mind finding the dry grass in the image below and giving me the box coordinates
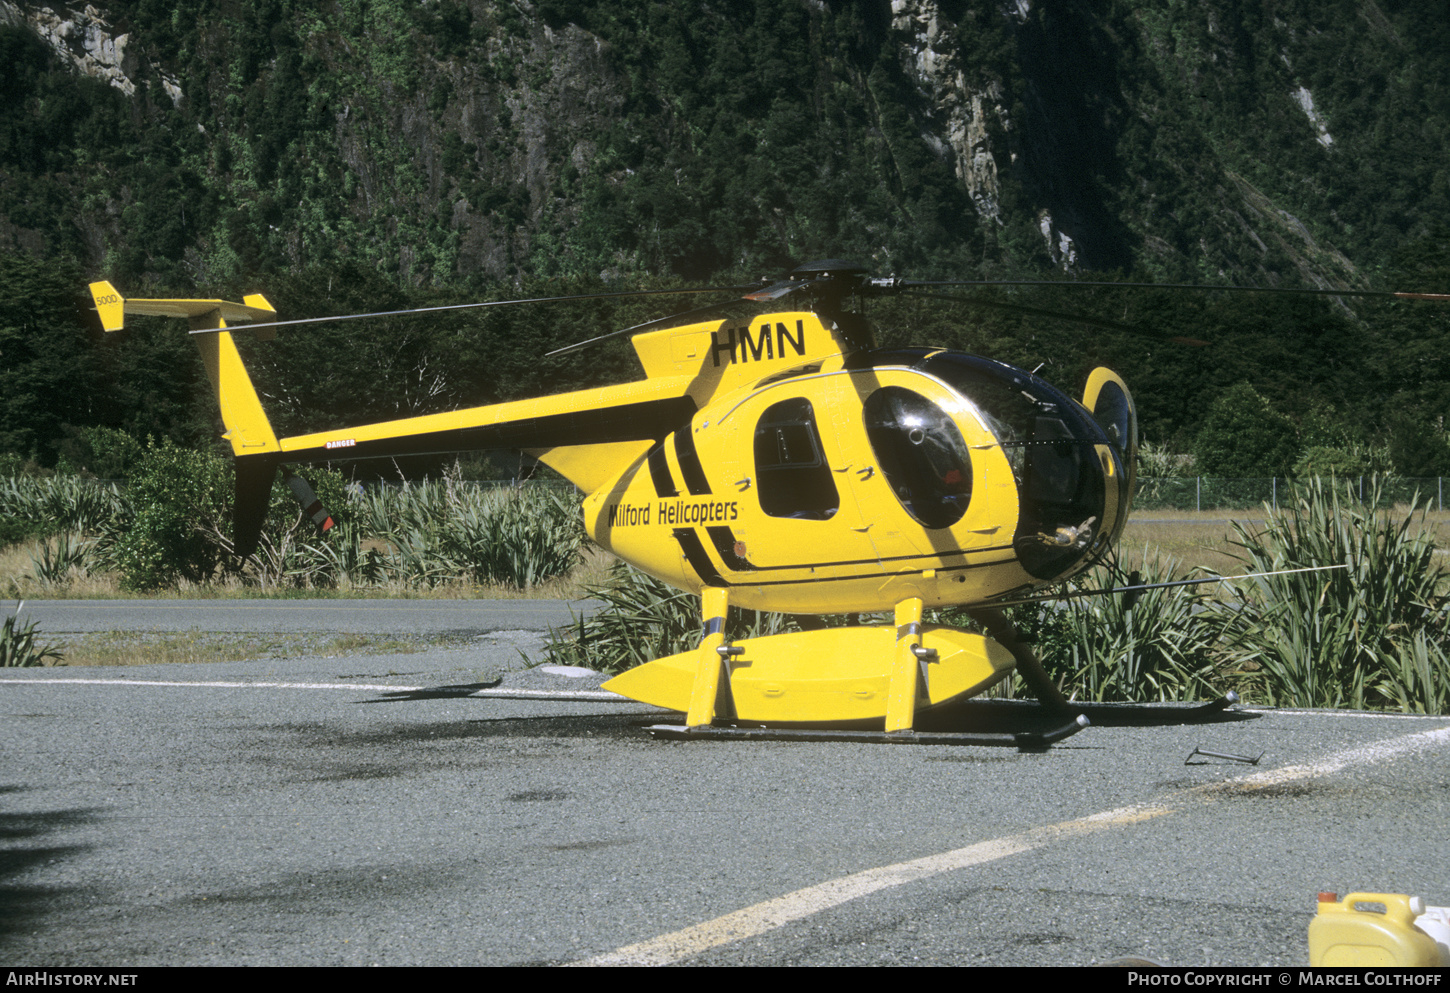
[1116,516,1245,578]
[1,539,124,599]
[37,630,460,667]
[1122,505,1450,578]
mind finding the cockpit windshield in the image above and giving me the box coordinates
[853,349,1116,579]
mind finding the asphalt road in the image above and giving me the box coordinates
[2,600,1448,967]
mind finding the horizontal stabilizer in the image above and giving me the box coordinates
[88,280,276,332]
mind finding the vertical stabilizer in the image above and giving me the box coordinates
[89,281,125,332]
[186,308,282,459]
[87,282,285,555]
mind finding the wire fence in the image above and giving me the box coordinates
[1134,476,1448,512]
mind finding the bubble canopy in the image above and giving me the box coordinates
[850,349,1117,578]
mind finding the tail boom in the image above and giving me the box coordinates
[89,280,705,549]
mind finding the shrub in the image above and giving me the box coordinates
[111,440,234,590]
[1293,443,1392,477]
[54,425,144,480]
[1136,440,1195,478]
[0,514,39,548]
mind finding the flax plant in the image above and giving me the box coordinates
[1,603,63,667]
[1211,477,1450,710]
[1015,550,1221,702]
[545,562,796,674]
[0,475,130,544]
[334,477,582,588]
[292,524,389,588]
[30,532,95,586]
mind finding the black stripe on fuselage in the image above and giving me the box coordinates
[728,554,1021,589]
[673,428,711,495]
[282,396,698,463]
[718,543,1017,576]
[648,442,678,497]
[670,535,1019,590]
[674,528,727,586]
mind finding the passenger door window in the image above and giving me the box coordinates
[753,398,839,520]
[863,386,973,529]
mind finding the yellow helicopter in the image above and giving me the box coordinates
[83,261,1182,740]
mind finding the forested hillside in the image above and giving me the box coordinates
[1,0,1448,473]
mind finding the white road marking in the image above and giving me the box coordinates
[1221,723,1450,789]
[0,677,628,701]
[572,723,1450,967]
[0,677,426,690]
[7,673,1445,963]
[573,802,1171,967]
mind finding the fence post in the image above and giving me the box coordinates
[1272,476,1277,511]
[1196,476,1201,513]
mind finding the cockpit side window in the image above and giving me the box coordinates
[753,398,838,520]
[863,386,973,529]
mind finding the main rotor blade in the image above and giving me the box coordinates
[902,279,1450,301]
[546,276,833,356]
[545,298,746,357]
[743,278,803,302]
[187,284,754,336]
[901,290,1207,344]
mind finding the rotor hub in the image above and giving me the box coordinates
[789,259,870,280]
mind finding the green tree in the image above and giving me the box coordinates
[0,253,94,462]
[1365,228,1450,427]
[1193,382,1300,477]
[112,439,234,590]
[1385,412,1450,478]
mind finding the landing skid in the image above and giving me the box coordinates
[1189,691,1241,715]
[644,713,1091,749]
[602,589,1245,741]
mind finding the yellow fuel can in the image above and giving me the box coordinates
[1309,892,1450,967]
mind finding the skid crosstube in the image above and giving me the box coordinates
[644,714,1090,749]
